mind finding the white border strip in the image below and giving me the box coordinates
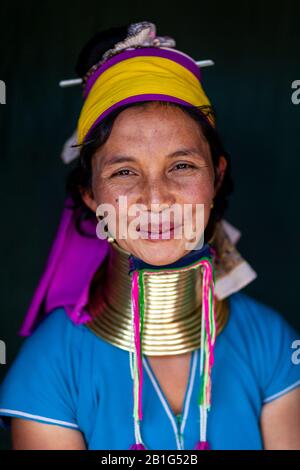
[0,409,79,429]
[263,380,300,403]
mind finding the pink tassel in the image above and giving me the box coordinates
[129,443,147,450]
[194,440,210,450]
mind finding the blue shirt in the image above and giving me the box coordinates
[1,291,300,450]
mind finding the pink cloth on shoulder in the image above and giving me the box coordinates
[19,197,109,336]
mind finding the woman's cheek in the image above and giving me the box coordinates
[178,177,214,205]
[179,179,214,232]
[94,177,119,205]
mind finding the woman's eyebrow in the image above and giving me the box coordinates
[167,147,203,158]
[102,155,137,167]
[102,147,203,168]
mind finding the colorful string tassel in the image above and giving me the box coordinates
[194,440,210,450]
[128,252,217,450]
[194,256,217,450]
[129,443,147,450]
[129,269,147,450]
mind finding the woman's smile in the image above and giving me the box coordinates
[137,222,182,240]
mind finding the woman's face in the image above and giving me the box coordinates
[83,102,227,265]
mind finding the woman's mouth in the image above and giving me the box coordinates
[137,223,181,240]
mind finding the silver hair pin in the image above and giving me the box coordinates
[195,59,214,67]
[59,78,83,87]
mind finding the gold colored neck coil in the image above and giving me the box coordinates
[85,240,229,356]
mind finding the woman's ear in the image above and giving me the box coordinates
[80,187,98,214]
[214,155,227,196]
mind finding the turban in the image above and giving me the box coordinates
[77,47,215,146]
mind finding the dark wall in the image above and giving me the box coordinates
[0,0,299,450]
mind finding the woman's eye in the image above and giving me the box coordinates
[112,169,135,177]
[172,163,195,171]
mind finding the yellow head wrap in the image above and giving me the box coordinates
[77,47,215,145]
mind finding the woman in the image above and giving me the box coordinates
[0,21,300,450]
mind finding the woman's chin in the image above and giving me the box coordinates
[124,238,190,266]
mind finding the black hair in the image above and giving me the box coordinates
[75,25,129,78]
[66,27,234,243]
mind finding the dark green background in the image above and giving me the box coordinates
[0,0,299,450]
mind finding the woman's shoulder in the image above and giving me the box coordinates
[228,290,299,333]
[225,291,300,403]
[0,308,87,430]
[228,290,277,316]
[0,307,88,402]
[17,307,87,357]
[226,290,300,352]
[32,306,83,334]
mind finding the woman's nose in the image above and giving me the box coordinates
[137,176,176,209]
